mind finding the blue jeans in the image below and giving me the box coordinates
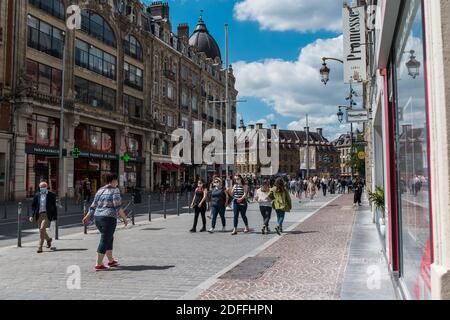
[211,205,226,229]
[94,216,117,254]
[276,210,285,227]
[233,200,248,228]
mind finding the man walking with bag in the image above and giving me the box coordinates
[29,181,58,253]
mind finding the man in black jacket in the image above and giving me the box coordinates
[29,181,58,253]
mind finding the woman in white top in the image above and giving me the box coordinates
[254,179,273,235]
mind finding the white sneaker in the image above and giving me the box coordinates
[208,228,215,233]
[221,227,226,232]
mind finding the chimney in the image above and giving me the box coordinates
[148,2,170,19]
[178,23,189,40]
[271,124,277,130]
[316,128,323,137]
[256,123,263,130]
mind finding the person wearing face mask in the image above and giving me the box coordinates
[30,181,58,253]
[229,174,250,235]
[189,179,208,232]
[82,174,128,271]
[208,177,229,233]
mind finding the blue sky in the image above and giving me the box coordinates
[144,0,358,140]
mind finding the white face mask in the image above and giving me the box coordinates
[235,179,241,184]
[198,184,203,188]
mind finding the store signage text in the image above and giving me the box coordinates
[343,6,367,83]
[25,144,67,157]
[347,110,370,123]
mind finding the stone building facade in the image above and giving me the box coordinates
[234,120,340,179]
[0,0,237,200]
[332,133,353,177]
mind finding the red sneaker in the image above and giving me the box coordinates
[95,265,109,271]
[107,260,119,267]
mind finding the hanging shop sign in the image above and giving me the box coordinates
[343,5,367,83]
[347,109,370,123]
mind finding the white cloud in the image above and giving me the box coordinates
[233,35,362,140]
[234,0,342,33]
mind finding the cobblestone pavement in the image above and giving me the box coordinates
[0,193,338,300]
[197,194,360,300]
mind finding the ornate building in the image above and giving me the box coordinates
[234,120,340,179]
[0,0,237,200]
[332,133,353,177]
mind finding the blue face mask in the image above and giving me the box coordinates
[40,188,47,194]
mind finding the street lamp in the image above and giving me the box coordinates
[320,61,330,85]
[337,107,344,123]
[320,57,344,86]
[405,50,421,79]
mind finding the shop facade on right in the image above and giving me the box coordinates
[367,0,450,300]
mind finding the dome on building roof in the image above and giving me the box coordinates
[189,15,222,62]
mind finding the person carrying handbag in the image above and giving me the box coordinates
[268,178,292,236]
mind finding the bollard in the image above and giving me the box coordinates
[65,193,68,213]
[177,193,180,216]
[55,216,59,240]
[83,200,87,235]
[163,191,167,219]
[17,202,22,247]
[188,192,192,214]
[148,193,152,222]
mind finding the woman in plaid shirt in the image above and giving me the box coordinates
[82,174,128,271]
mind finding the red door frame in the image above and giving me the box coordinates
[383,68,400,272]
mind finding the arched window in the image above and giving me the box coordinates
[81,10,116,47]
[124,34,143,61]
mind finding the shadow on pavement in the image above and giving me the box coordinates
[109,265,175,272]
[284,231,318,235]
[140,228,165,231]
[47,248,89,252]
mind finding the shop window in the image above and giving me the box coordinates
[392,0,431,300]
[26,115,59,147]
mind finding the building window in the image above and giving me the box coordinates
[80,10,116,48]
[124,94,143,119]
[123,34,143,61]
[26,114,59,147]
[124,62,143,91]
[167,82,176,100]
[126,133,142,157]
[192,95,198,113]
[74,124,115,154]
[26,60,62,96]
[167,115,175,128]
[27,15,64,59]
[181,117,188,130]
[181,90,189,108]
[153,139,160,154]
[28,0,65,20]
[74,77,116,111]
[161,141,169,156]
[75,39,116,80]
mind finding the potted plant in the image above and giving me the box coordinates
[368,187,386,235]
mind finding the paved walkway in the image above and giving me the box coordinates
[195,194,397,300]
[0,193,338,300]
[0,192,396,300]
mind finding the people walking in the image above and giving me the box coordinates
[268,178,292,236]
[307,177,317,201]
[190,179,208,232]
[82,177,92,202]
[295,178,303,202]
[29,181,58,253]
[229,174,249,235]
[255,179,273,235]
[208,177,229,233]
[321,177,328,197]
[353,177,364,206]
[81,174,128,271]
